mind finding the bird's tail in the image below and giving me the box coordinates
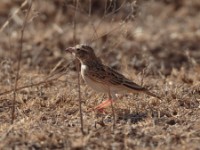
[122,79,162,100]
[144,89,162,100]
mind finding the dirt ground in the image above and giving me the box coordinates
[0,0,200,149]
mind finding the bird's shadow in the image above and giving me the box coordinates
[116,108,147,124]
[96,108,148,124]
[118,113,146,124]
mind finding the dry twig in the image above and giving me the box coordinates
[74,0,84,135]
[0,0,29,32]
[0,61,72,96]
[11,0,32,124]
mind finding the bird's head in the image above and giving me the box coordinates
[65,44,97,63]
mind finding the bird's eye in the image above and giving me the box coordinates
[77,48,81,51]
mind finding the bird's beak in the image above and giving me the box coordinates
[65,47,77,57]
[65,47,75,53]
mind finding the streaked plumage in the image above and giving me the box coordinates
[65,44,161,111]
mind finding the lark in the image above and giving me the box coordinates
[65,44,161,111]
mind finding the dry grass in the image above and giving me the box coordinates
[0,0,200,149]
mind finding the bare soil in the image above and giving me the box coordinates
[0,0,200,149]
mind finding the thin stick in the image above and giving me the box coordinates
[89,0,92,16]
[0,0,28,32]
[74,0,84,134]
[76,59,84,134]
[109,91,115,128]
[0,71,67,97]
[11,0,32,124]
[0,60,72,96]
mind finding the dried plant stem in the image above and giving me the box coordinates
[76,59,84,134]
[0,61,72,96]
[0,72,66,97]
[109,91,116,128]
[11,0,32,124]
[0,0,28,32]
[89,0,92,16]
[74,0,84,134]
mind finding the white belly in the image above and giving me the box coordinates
[80,64,130,95]
[81,64,109,93]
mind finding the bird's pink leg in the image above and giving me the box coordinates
[94,99,114,112]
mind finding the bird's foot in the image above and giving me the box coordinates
[94,99,114,112]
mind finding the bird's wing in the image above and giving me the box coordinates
[106,69,162,99]
[104,66,146,91]
[87,64,161,99]
[87,64,145,91]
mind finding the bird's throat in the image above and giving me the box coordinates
[80,63,88,79]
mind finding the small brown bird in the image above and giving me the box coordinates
[65,44,161,111]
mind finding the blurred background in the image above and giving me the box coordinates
[0,0,199,78]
